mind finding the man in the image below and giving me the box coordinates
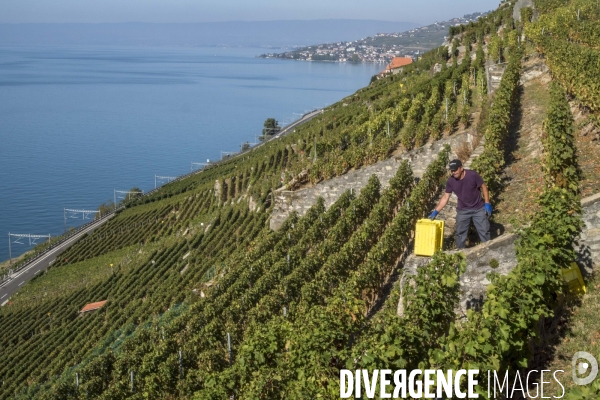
[429,159,493,249]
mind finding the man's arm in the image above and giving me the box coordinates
[481,183,490,203]
[481,182,493,216]
[434,192,452,212]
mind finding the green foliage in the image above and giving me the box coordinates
[470,44,523,198]
[541,82,582,191]
[0,19,469,396]
[564,378,600,399]
[96,201,115,218]
[355,252,466,372]
[452,38,460,59]
[475,40,486,69]
[197,149,450,399]
[5,2,594,397]
[489,258,499,269]
[488,33,505,63]
[527,0,600,111]
[533,0,570,14]
[261,117,280,139]
[520,6,534,23]
[432,185,582,394]
[405,66,582,397]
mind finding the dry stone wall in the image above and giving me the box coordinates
[486,61,508,95]
[513,0,535,22]
[577,192,600,276]
[270,131,475,230]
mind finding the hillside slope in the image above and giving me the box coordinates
[0,0,599,398]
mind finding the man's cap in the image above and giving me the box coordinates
[449,159,462,171]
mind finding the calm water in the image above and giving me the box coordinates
[0,45,381,261]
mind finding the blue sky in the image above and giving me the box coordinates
[1,0,500,24]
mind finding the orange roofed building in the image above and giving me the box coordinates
[379,56,413,77]
[80,300,107,314]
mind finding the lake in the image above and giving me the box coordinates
[0,45,382,261]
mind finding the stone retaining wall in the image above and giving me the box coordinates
[577,192,600,276]
[513,0,535,22]
[270,131,475,230]
[486,61,508,95]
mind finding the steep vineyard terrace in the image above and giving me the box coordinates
[1,0,599,398]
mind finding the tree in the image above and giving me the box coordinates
[260,118,280,141]
[241,142,251,151]
[125,187,143,202]
[117,187,144,208]
[96,201,115,218]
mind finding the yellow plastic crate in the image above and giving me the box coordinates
[562,262,587,295]
[414,219,445,256]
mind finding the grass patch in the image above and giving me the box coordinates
[494,72,550,230]
[525,273,600,398]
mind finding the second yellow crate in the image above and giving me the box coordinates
[562,262,587,295]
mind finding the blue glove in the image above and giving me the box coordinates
[484,203,493,216]
[429,210,439,220]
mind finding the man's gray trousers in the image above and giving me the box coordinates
[455,207,490,249]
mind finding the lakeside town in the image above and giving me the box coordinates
[258,11,490,64]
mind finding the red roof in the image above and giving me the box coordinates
[80,300,107,313]
[386,57,413,71]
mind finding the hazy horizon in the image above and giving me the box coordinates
[1,1,500,25]
[0,20,422,48]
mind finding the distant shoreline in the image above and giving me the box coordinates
[256,56,389,64]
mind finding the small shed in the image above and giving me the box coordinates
[80,300,107,314]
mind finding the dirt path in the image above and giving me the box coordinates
[493,56,550,230]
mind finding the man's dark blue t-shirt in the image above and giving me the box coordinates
[445,169,485,210]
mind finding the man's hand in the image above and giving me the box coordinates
[429,210,439,220]
[484,203,493,216]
